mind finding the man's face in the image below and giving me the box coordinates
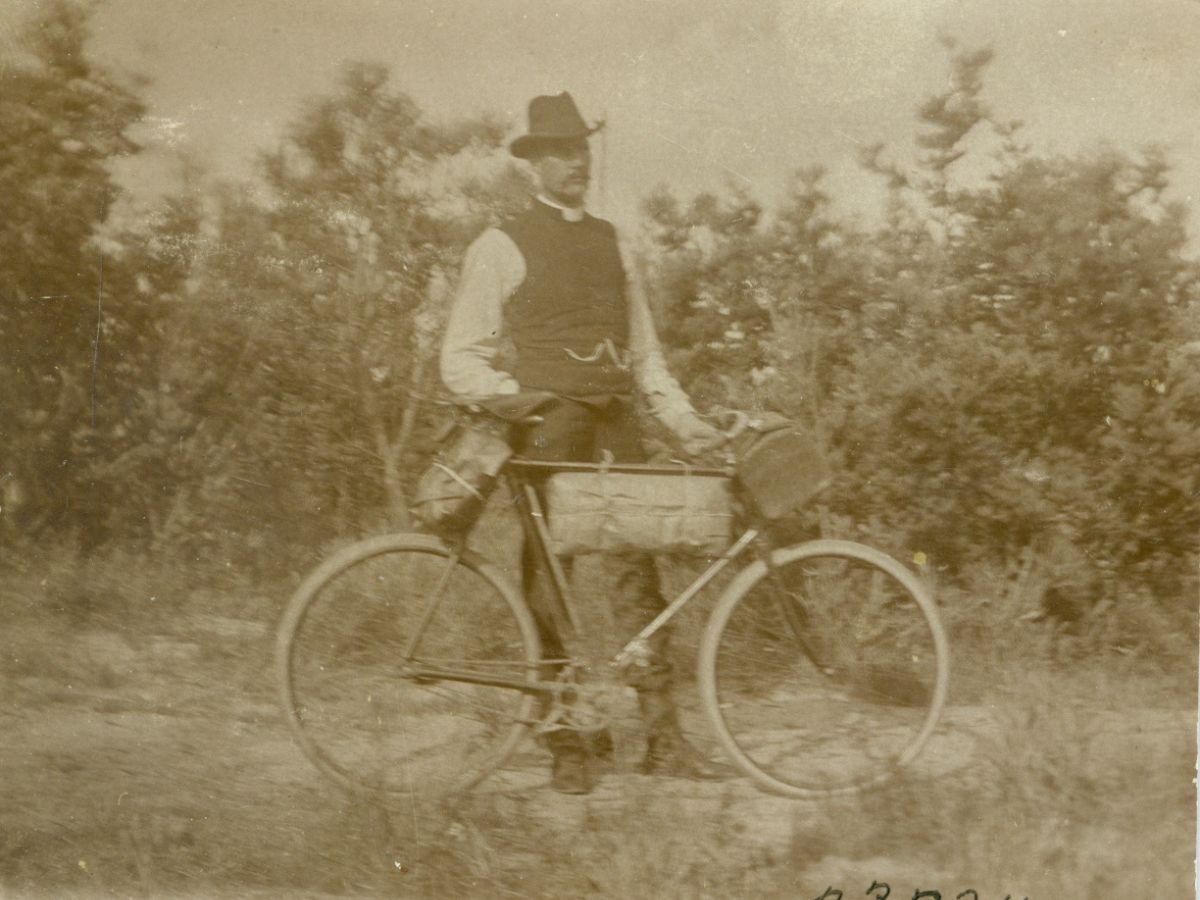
[530,138,591,207]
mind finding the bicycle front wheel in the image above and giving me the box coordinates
[698,539,949,798]
[276,534,541,799]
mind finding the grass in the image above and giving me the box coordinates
[0,542,1194,898]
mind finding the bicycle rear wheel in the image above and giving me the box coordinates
[276,534,541,799]
[698,539,949,798]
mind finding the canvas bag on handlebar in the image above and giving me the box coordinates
[412,419,512,537]
[735,426,830,519]
[545,468,733,557]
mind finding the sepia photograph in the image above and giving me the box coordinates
[1,1,1197,897]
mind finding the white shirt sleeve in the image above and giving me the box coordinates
[439,228,526,401]
[628,278,719,444]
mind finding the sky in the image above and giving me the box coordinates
[5,0,1199,243]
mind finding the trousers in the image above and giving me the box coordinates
[511,397,671,696]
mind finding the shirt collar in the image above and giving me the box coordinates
[536,194,586,223]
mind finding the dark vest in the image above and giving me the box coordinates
[500,201,633,396]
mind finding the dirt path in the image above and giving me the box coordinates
[2,617,1192,897]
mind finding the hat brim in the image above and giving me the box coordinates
[510,124,603,159]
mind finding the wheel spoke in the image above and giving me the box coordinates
[699,541,949,798]
[277,536,540,798]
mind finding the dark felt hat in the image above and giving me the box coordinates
[509,92,603,159]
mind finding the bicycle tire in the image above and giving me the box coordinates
[697,539,949,798]
[276,533,542,799]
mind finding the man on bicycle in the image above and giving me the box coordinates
[440,91,725,794]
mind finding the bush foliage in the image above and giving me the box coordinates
[638,46,1199,605]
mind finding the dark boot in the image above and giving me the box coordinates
[641,731,733,779]
[546,730,594,794]
[536,719,613,767]
[587,728,615,760]
[550,748,593,794]
[637,690,732,780]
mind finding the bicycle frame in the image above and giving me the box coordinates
[399,456,767,699]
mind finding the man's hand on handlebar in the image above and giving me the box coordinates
[675,409,749,459]
[682,408,793,460]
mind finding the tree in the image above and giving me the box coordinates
[156,64,531,564]
[0,0,150,547]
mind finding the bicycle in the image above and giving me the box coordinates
[275,419,950,801]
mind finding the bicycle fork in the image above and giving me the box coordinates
[754,535,837,677]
